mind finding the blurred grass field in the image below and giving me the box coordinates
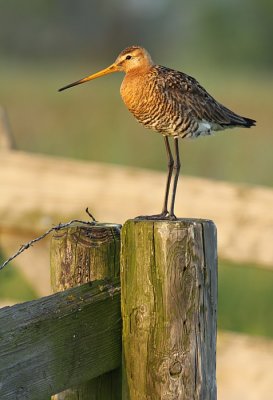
[0,251,37,302]
[218,261,273,338]
[1,60,272,187]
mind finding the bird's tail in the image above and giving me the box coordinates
[237,116,256,128]
[222,108,256,128]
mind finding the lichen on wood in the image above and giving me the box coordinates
[0,279,121,400]
[121,218,217,400]
[50,222,121,400]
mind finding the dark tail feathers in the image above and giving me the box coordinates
[240,116,256,128]
[221,111,256,129]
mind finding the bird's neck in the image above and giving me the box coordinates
[125,64,153,77]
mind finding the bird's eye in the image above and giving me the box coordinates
[126,55,132,60]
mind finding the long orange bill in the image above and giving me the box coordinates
[58,63,119,92]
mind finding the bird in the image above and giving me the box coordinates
[59,45,256,220]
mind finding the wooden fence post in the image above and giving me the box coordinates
[121,219,217,400]
[0,107,15,150]
[50,222,122,400]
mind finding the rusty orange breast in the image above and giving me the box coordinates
[120,68,154,117]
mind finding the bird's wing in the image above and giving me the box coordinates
[155,66,245,127]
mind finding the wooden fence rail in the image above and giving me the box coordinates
[0,278,121,400]
[1,149,273,269]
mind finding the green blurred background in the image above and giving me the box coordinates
[0,1,273,337]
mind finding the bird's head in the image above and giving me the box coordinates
[114,46,153,73]
[59,46,153,92]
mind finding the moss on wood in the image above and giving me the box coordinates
[121,218,217,400]
[0,279,121,400]
[50,222,121,400]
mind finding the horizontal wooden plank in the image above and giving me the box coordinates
[0,278,121,400]
[1,150,273,268]
[0,108,15,150]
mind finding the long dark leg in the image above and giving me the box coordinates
[169,137,180,220]
[135,136,174,220]
[161,136,174,215]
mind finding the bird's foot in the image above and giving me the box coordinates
[135,211,169,221]
[135,211,178,221]
[168,213,177,221]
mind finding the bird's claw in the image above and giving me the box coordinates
[168,213,177,221]
[135,212,177,221]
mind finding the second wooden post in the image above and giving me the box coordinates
[121,219,217,400]
[50,222,121,400]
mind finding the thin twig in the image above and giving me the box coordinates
[0,217,96,271]
[85,207,97,222]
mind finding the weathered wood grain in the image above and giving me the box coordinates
[50,222,121,291]
[0,278,121,400]
[121,219,217,400]
[50,223,121,399]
